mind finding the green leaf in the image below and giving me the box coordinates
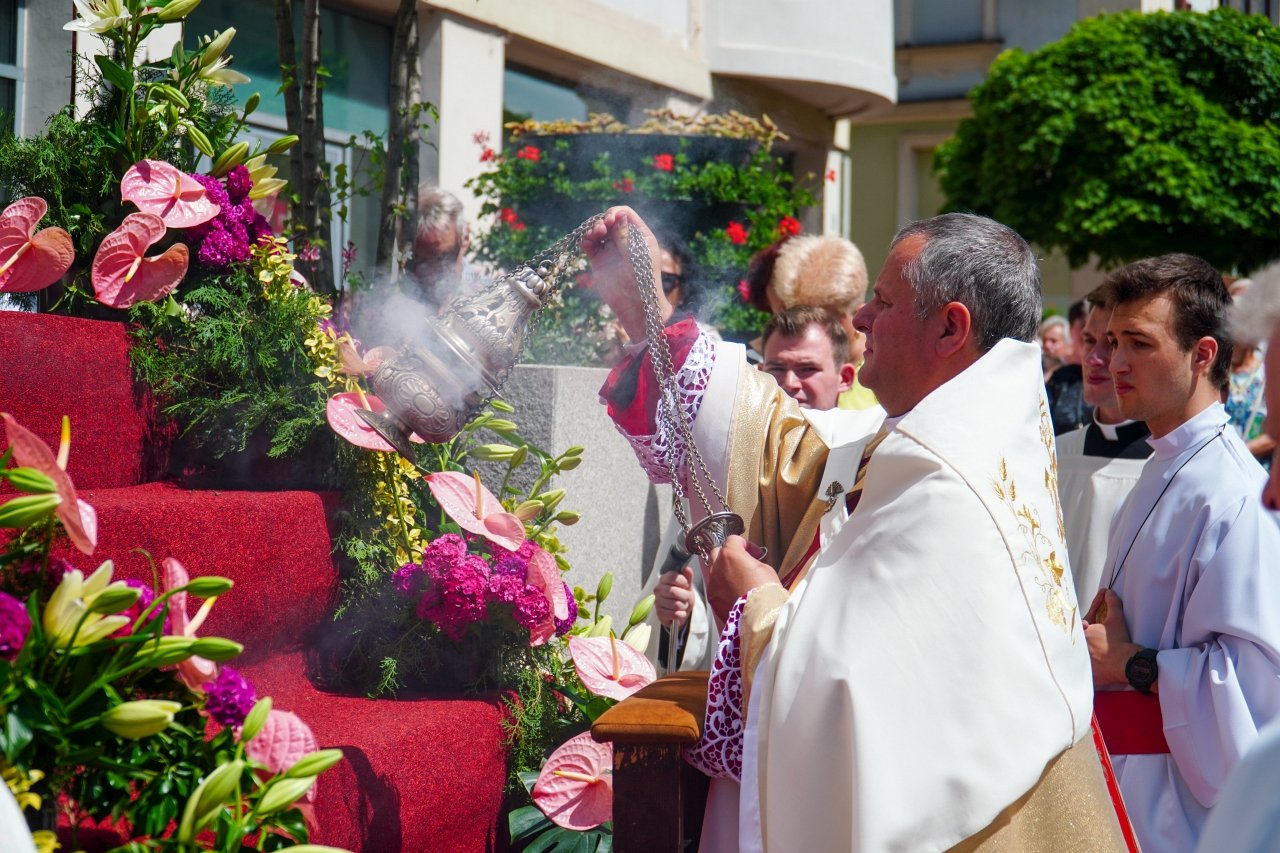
[94,54,133,92]
[509,804,552,841]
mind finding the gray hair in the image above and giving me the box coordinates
[1038,315,1068,337]
[1232,261,1280,343]
[415,185,466,251]
[892,212,1041,352]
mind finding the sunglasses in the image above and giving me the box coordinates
[661,272,684,293]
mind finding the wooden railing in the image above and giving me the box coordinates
[591,671,711,852]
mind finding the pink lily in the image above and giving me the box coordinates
[91,213,189,309]
[532,731,614,830]
[325,389,424,452]
[568,634,656,702]
[425,470,526,551]
[0,197,75,293]
[524,545,568,647]
[1,414,96,555]
[120,160,219,228]
[162,557,218,689]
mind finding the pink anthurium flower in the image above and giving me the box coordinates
[243,709,320,806]
[524,545,568,647]
[92,212,189,309]
[425,470,526,551]
[325,389,424,452]
[2,414,96,555]
[162,557,218,690]
[0,197,75,293]
[120,160,220,228]
[568,634,656,702]
[532,731,614,830]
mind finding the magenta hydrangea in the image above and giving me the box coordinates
[112,579,156,637]
[203,666,256,728]
[393,562,428,598]
[554,582,576,636]
[487,571,525,605]
[0,591,31,661]
[512,586,551,631]
[187,171,273,270]
[224,165,252,203]
[417,552,491,641]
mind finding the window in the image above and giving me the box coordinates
[503,64,627,125]
[0,0,21,135]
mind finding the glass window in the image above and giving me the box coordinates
[908,0,984,45]
[503,64,627,124]
[0,0,15,66]
[185,0,391,136]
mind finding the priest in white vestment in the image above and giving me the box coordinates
[1084,254,1280,852]
[586,208,1129,852]
[1056,290,1153,603]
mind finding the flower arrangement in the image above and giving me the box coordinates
[466,109,817,362]
[0,413,345,851]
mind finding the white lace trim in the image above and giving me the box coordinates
[684,591,748,780]
[610,330,714,486]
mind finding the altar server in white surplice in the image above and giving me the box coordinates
[585,208,1130,853]
[1055,288,1153,604]
[1085,254,1280,853]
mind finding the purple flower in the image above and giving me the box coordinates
[296,241,321,264]
[512,586,551,631]
[112,579,157,636]
[393,562,428,598]
[192,172,231,211]
[487,571,525,605]
[491,552,528,579]
[421,534,467,580]
[248,212,272,242]
[0,592,31,661]
[197,223,235,268]
[224,165,252,203]
[417,552,490,640]
[203,666,256,728]
[341,242,358,276]
[554,582,576,636]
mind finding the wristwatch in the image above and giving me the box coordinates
[1125,648,1159,694]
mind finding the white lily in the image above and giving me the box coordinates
[63,0,131,34]
[44,560,133,647]
[198,55,250,88]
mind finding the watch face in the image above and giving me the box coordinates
[1126,650,1158,692]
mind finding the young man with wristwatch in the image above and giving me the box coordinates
[1084,254,1280,852]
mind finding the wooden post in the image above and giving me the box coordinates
[592,671,711,852]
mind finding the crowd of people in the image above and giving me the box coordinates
[581,206,1280,852]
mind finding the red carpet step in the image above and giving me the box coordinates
[0,310,167,490]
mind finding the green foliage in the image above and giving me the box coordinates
[467,115,814,356]
[936,8,1280,272]
[128,267,332,463]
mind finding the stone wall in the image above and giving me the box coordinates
[497,364,675,627]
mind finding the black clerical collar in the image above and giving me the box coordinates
[1084,418,1153,459]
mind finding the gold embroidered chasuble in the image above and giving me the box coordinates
[688,339,1128,852]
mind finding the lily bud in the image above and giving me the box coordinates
[621,623,652,653]
[178,759,245,842]
[255,775,316,816]
[264,134,299,155]
[595,572,613,604]
[184,576,234,597]
[102,700,182,739]
[87,585,141,615]
[240,697,272,742]
[285,748,345,779]
[152,83,190,110]
[243,92,261,117]
[539,489,566,513]
[489,399,515,413]
[188,637,243,661]
[0,493,62,528]
[513,500,543,522]
[210,141,250,177]
[585,614,613,638]
[138,635,197,666]
[156,0,203,21]
[200,28,236,69]
[557,455,582,471]
[4,467,57,494]
[486,419,518,433]
[507,444,528,468]
[628,594,655,627]
[563,445,585,457]
[553,510,581,526]
[186,125,215,158]
[468,444,517,462]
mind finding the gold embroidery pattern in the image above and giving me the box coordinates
[992,401,1077,636]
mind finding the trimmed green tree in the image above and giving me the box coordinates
[935,8,1280,272]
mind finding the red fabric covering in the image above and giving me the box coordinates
[0,310,168,490]
[1094,690,1170,755]
[55,482,508,850]
[599,316,700,435]
[1091,714,1142,853]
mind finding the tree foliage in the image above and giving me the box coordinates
[935,9,1280,272]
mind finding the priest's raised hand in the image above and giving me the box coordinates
[705,535,777,624]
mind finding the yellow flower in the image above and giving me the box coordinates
[43,561,133,648]
[3,763,45,811]
[31,830,59,853]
